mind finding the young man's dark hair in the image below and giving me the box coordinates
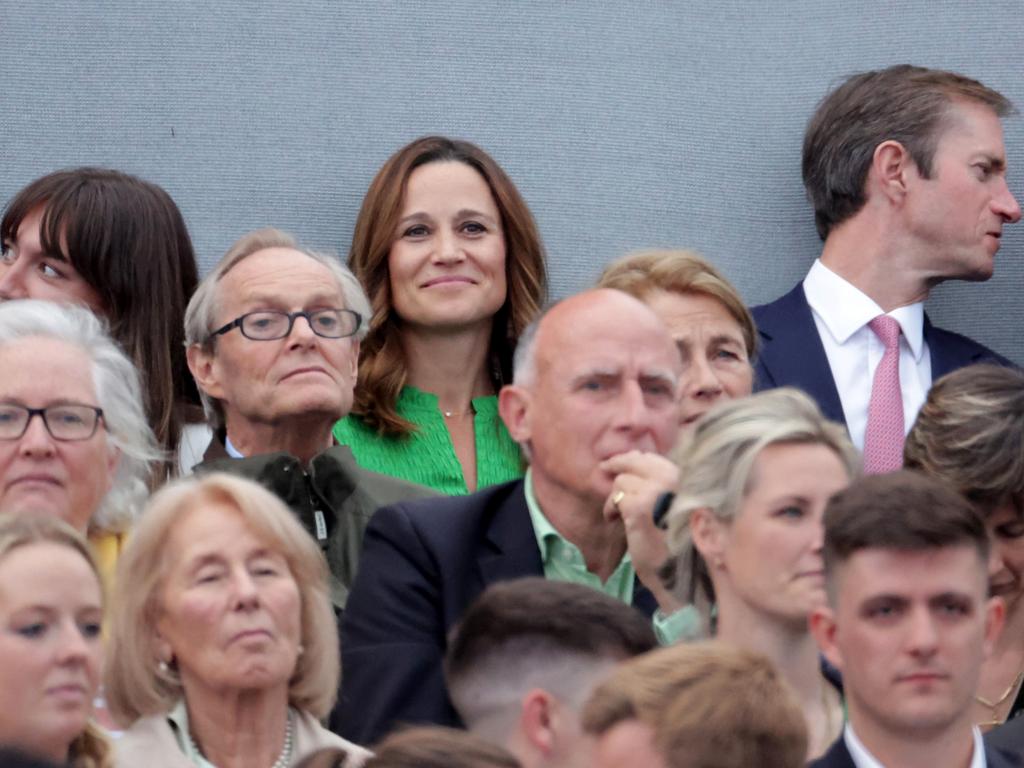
[445,578,657,768]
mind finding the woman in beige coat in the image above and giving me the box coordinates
[105,473,369,768]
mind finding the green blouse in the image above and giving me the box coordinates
[333,386,525,495]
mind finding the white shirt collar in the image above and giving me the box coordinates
[224,434,245,459]
[803,259,926,361]
[843,723,986,768]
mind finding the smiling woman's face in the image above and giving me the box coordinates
[986,497,1024,614]
[387,161,507,333]
[154,501,302,698]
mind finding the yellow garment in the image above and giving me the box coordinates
[88,530,126,590]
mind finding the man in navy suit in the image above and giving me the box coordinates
[753,65,1019,459]
[332,289,694,744]
[809,471,1018,768]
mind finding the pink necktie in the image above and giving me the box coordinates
[863,315,904,474]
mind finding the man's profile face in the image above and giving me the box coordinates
[821,545,1001,737]
[903,100,1021,282]
[503,291,682,507]
[198,248,359,430]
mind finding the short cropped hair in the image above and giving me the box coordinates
[184,227,371,428]
[582,642,807,768]
[596,249,757,359]
[0,300,161,533]
[104,473,339,724]
[365,727,522,768]
[666,388,857,633]
[445,578,656,740]
[803,64,1013,239]
[823,470,989,598]
[0,513,111,768]
[904,364,1024,513]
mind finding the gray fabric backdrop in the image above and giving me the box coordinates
[3,1,1023,363]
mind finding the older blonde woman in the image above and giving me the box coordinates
[105,473,369,767]
[0,513,111,767]
[0,300,161,581]
[664,389,858,760]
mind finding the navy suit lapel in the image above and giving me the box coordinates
[477,482,544,587]
[811,735,856,768]
[754,284,847,425]
[632,580,658,617]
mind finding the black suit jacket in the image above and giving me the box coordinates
[810,732,1023,767]
[331,479,658,745]
[753,283,1012,427]
[987,716,1024,761]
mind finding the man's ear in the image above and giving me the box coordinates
[186,343,225,401]
[498,384,531,443]
[809,603,842,672]
[690,508,726,569]
[869,139,914,205]
[519,688,557,757]
[983,595,1007,660]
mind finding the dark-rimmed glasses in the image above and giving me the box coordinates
[210,309,362,341]
[0,404,105,441]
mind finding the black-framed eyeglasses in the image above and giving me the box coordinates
[0,404,105,442]
[210,309,362,341]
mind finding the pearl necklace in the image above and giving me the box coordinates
[186,708,294,768]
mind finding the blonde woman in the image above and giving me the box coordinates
[664,388,858,760]
[106,473,369,767]
[0,513,111,767]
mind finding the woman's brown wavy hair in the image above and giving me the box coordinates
[349,136,547,436]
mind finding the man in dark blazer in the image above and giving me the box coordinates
[753,66,1019,462]
[333,289,693,744]
[809,472,1019,768]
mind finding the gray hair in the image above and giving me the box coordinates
[184,227,371,429]
[0,300,161,533]
[664,388,859,635]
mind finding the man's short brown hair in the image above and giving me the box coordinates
[823,471,989,599]
[582,642,807,768]
[803,64,1013,240]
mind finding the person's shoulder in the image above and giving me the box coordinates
[926,321,1016,368]
[293,709,373,767]
[986,716,1024,763]
[807,734,855,768]
[115,714,190,768]
[324,445,439,504]
[751,282,809,328]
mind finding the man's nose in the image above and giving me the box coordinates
[905,607,939,656]
[994,179,1022,223]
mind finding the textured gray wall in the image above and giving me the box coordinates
[3,1,1023,363]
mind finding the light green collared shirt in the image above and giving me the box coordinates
[166,699,216,768]
[524,470,699,644]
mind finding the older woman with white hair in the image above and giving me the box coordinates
[0,299,160,579]
[105,472,369,768]
[664,388,858,761]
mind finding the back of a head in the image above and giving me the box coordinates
[802,64,1012,240]
[904,364,1024,512]
[366,727,522,768]
[823,470,989,592]
[582,642,807,768]
[445,578,657,738]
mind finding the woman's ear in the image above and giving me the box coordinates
[690,507,726,570]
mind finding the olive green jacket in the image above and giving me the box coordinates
[198,436,437,610]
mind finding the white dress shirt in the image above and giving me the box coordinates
[803,259,931,450]
[844,723,986,768]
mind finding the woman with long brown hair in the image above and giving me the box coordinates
[333,136,547,494]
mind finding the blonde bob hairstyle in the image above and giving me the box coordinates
[104,473,339,725]
[664,388,858,634]
[596,249,757,360]
[0,513,112,768]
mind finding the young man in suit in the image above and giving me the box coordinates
[334,289,692,743]
[810,471,1017,768]
[753,65,1020,473]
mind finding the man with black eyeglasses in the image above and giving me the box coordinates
[183,227,434,610]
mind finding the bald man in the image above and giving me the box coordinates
[333,290,692,744]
